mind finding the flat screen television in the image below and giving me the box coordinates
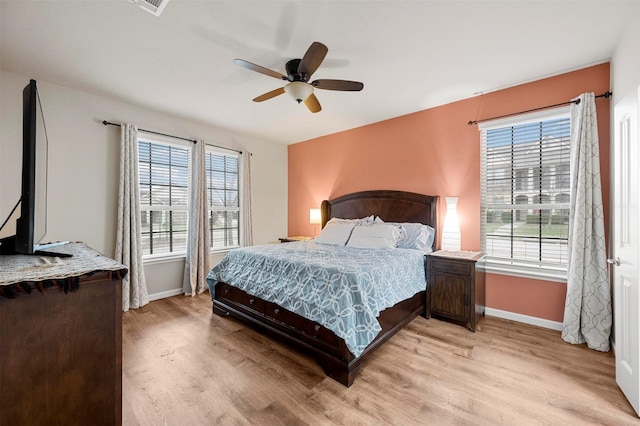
[0,79,69,257]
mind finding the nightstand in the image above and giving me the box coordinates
[279,236,313,243]
[426,250,485,331]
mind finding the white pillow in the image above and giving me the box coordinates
[314,222,356,246]
[398,223,435,252]
[327,215,375,226]
[361,215,376,224]
[346,224,401,249]
[378,221,435,252]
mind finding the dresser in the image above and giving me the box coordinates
[0,243,127,426]
[426,250,485,331]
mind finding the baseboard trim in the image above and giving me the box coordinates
[485,307,563,331]
[146,292,565,331]
[148,288,183,302]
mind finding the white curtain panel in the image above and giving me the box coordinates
[241,151,253,247]
[116,123,149,312]
[561,93,612,351]
[183,140,211,296]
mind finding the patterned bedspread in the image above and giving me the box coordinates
[206,241,427,358]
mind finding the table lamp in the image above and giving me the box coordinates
[310,208,321,236]
[441,197,461,251]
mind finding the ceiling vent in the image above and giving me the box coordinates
[129,0,170,17]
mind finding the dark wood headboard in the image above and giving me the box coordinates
[320,190,438,249]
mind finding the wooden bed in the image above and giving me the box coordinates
[211,190,438,386]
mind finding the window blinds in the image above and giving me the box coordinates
[205,149,240,251]
[138,140,190,255]
[480,109,571,269]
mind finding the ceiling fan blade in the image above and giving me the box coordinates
[312,79,364,91]
[298,42,328,79]
[253,87,285,102]
[234,59,287,80]
[304,93,322,113]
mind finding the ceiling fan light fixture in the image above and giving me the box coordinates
[234,42,362,112]
[284,81,313,103]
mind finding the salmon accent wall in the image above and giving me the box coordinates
[288,63,610,323]
[486,273,568,321]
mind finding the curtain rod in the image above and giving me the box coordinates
[467,91,612,126]
[102,120,244,154]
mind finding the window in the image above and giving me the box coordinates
[205,148,240,251]
[137,135,243,259]
[480,108,571,280]
[138,137,191,257]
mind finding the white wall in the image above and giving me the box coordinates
[0,70,288,297]
[612,2,640,99]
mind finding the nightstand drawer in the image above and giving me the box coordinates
[430,258,471,275]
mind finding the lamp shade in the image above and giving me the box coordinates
[441,196,461,251]
[285,81,313,103]
[309,208,322,224]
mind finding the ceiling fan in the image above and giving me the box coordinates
[234,42,364,113]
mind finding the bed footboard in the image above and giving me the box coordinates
[212,281,425,386]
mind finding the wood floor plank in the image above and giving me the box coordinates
[122,294,639,425]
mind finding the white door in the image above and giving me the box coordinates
[614,86,640,416]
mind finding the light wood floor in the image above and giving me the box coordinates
[122,294,639,425]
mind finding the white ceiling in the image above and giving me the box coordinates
[0,1,635,145]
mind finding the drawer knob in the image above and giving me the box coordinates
[224,289,229,294]
[249,299,255,305]
[314,325,320,331]
[274,308,280,314]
